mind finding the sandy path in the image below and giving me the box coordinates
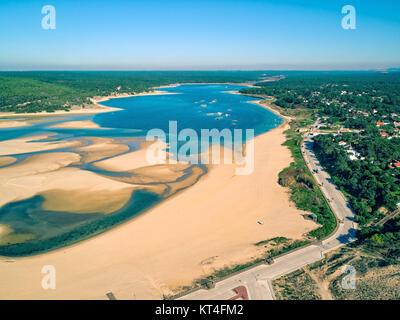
[0,123,317,299]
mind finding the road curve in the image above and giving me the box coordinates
[179,129,357,300]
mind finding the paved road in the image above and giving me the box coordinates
[179,127,357,300]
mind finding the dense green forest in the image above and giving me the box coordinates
[0,71,267,113]
[241,71,400,264]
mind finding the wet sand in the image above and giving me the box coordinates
[0,156,16,167]
[0,135,82,156]
[75,137,130,164]
[48,120,101,129]
[93,140,169,172]
[0,123,317,299]
[0,86,317,299]
[0,151,140,212]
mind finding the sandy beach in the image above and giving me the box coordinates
[224,90,293,122]
[0,85,318,299]
[0,120,317,299]
[249,99,293,122]
[0,105,121,118]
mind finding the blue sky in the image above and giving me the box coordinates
[0,0,399,70]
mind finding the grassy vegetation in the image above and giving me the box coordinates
[268,104,337,239]
[273,269,322,300]
[255,236,288,246]
[274,244,400,300]
[280,133,337,239]
[267,239,312,257]
[255,236,312,256]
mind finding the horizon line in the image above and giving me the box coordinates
[0,68,399,72]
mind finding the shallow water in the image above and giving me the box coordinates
[0,84,282,256]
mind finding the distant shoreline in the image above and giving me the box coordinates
[0,82,255,119]
[0,90,180,119]
[224,89,291,124]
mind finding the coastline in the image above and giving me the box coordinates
[0,83,251,119]
[0,90,180,119]
[224,90,292,122]
[0,84,319,300]
[0,93,318,300]
[0,103,122,118]
[155,82,257,90]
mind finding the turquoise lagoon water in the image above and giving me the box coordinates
[0,84,282,144]
[96,84,281,137]
[0,85,282,256]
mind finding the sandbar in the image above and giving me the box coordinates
[0,134,83,156]
[0,90,180,119]
[75,137,130,163]
[0,152,139,213]
[48,120,101,129]
[0,123,318,299]
[0,156,16,167]
[93,140,169,172]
